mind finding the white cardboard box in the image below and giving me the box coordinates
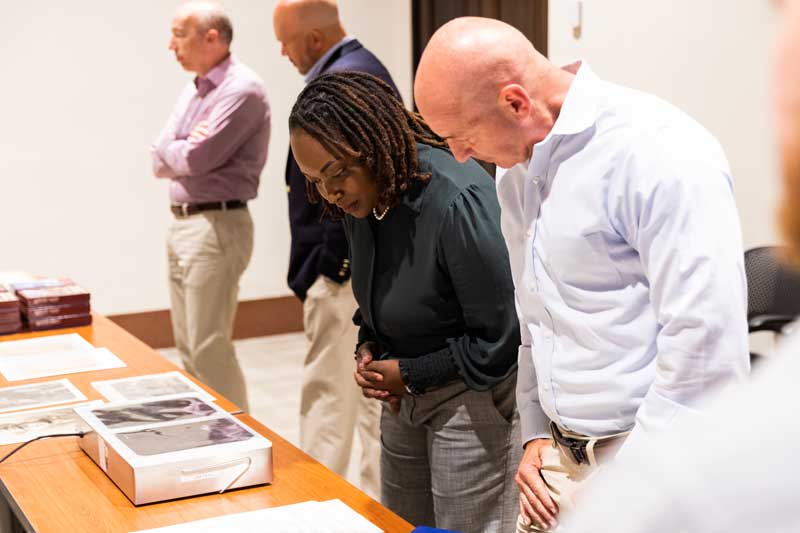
[74,396,272,505]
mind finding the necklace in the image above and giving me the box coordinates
[372,205,390,220]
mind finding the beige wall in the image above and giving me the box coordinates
[549,0,780,249]
[0,0,412,314]
[1,1,780,317]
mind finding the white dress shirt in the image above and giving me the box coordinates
[497,62,750,456]
[563,329,800,533]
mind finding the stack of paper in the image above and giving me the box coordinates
[129,499,383,533]
[0,334,125,381]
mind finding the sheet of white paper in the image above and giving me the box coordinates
[0,400,104,445]
[129,499,383,533]
[91,372,215,403]
[0,347,126,381]
[0,379,87,413]
[0,333,94,358]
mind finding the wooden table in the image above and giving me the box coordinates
[0,316,413,533]
[0,315,241,414]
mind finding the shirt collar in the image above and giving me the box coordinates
[195,54,234,94]
[527,60,599,179]
[305,36,355,83]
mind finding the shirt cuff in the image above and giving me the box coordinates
[519,402,551,447]
[317,248,351,283]
[399,348,460,394]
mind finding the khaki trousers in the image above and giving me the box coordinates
[300,275,381,498]
[167,208,253,412]
[517,426,627,532]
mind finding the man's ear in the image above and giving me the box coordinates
[307,29,324,54]
[205,28,220,44]
[497,84,531,121]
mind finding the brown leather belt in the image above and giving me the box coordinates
[171,200,247,218]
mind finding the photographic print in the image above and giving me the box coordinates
[91,371,214,402]
[117,417,254,456]
[0,400,103,445]
[0,379,87,413]
[92,397,216,430]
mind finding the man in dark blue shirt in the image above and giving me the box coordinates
[273,0,399,498]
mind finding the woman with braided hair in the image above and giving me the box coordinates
[289,71,521,532]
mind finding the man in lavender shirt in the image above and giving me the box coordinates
[151,1,270,412]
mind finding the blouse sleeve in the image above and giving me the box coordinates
[404,182,520,392]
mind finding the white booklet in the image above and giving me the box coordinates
[0,400,104,445]
[0,333,93,357]
[0,347,126,381]
[0,379,87,413]
[91,371,215,403]
[129,499,383,533]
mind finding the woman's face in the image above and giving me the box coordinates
[290,129,379,218]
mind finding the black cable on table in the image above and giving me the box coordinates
[0,432,85,465]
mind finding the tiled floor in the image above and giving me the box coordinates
[160,333,368,493]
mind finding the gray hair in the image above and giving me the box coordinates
[197,10,233,45]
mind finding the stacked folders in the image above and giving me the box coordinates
[12,278,92,331]
[0,288,21,334]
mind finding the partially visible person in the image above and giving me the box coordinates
[563,2,800,531]
[151,1,270,412]
[273,0,397,496]
[414,17,749,532]
[289,71,521,532]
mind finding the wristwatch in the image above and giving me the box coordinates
[398,359,423,396]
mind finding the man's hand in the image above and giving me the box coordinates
[353,343,402,412]
[516,438,559,530]
[188,120,210,143]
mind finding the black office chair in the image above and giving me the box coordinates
[745,246,800,358]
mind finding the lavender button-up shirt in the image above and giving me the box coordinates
[151,55,271,204]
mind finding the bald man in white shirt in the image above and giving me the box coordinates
[415,17,750,532]
[565,1,800,531]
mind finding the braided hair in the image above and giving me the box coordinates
[289,71,448,216]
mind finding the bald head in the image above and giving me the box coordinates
[175,2,233,44]
[169,1,232,76]
[414,17,570,167]
[416,17,544,115]
[274,0,346,75]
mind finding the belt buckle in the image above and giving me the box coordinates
[181,203,189,217]
[551,422,591,466]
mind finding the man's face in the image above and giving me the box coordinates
[169,14,205,73]
[273,10,315,75]
[423,104,532,169]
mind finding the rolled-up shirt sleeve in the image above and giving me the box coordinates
[418,183,520,391]
[153,87,269,178]
[610,135,750,458]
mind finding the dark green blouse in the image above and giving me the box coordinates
[345,143,520,392]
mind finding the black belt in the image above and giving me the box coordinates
[171,200,247,217]
[550,423,591,465]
